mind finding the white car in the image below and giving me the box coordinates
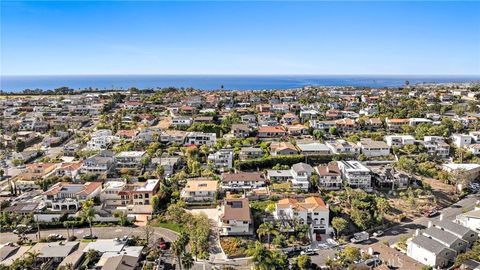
[326,238,339,247]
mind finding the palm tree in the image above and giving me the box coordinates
[172,241,184,270]
[25,250,41,267]
[80,199,96,236]
[256,222,278,247]
[181,252,194,270]
[246,241,275,270]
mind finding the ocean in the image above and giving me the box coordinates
[1,75,479,92]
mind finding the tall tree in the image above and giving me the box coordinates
[256,222,279,247]
[331,217,348,238]
[80,199,96,236]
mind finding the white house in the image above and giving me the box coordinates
[180,179,218,203]
[326,140,361,155]
[171,116,192,127]
[290,162,314,191]
[357,139,390,158]
[208,149,234,169]
[185,132,216,146]
[451,134,472,148]
[274,197,330,234]
[220,172,265,191]
[384,135,415,148]
[457,209,480,233]
[337,161,371,189]
[100,181,127,207]
[407,233,456,268]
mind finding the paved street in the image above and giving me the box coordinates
[0,225,178,244]
[309,192,480,266]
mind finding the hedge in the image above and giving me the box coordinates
[238,154,338,170]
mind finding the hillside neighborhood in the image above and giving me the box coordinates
[0,83,480,270]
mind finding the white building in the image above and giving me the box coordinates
[451,134,472,148]
[457,209,480,233]
[100,181,127,207]
[290,162,314,191]
[171,116,192,127]
[274,197,330,234]
[384,135,415,148]
[337,161,371,189]
[87,130,118,150]
[326,140,361,155]
[114,151,146,169]
[185,132,216,146]
[208,149,234,169]
[357,139,390,158]
[407,233,456,268]
[180,179,218,203]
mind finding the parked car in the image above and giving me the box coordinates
[300,248,316,255]
[83,234,98,240]
[424,208,439,218]
[159,237,169,250]
[350,231,369,243]
[13,225,34,235]
[48,234,64,241]
[373,230,384,237]
[326,238,339,247]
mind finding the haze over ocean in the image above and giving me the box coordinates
[2,75,480,92]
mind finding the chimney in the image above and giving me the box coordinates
[428,221,432,228]
[415,229,420,237]
[439,214,444,221]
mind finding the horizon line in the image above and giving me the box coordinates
[3,73,480,77]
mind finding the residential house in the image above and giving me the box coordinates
[257,126,286,138]
[326,140,361,156]
[114,151,146,169]
[384,135,415,148]
[220,172,265,191]
[171,116,192,127]
[274,197,330,234]
[285,124,309,136]
[407,234,456,269]
[218,198,253,236]
[357,139,390,158]
[371,166,409,189]
[335,118,358,133]
[180,179,218,203]
[386,118,410,131]
[281,113,299,125]
[451,134,473,148]
[442,163,480,189]
[81,150,114,174]
[315,162,342,190]
[337,161,372,189]
[185,132,216,146]
[100,181,127,207]
[208,149,234,170]
[296,142,331,156]
[231,124,251,138]
[269,142,297,156]
[43,182,102,211]
[239,147,264,160]
[290,162,314,191]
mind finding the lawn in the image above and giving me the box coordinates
[153,222,183,233]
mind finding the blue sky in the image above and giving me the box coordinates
[1,1,479,75]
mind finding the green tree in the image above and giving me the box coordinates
[113,210,128,226]
[181,252,194,270]
[80,199,96,237]
[256,222,279,247]
[246,241,275,270]
[331,217,348,237]
[296,254,311,270]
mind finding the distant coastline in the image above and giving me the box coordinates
[1,74,479,92]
